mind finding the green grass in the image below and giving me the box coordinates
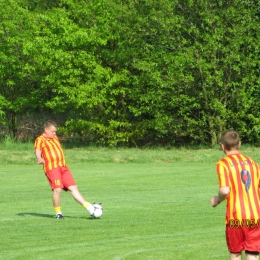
[1,140,260,165]
[1,145,260,259]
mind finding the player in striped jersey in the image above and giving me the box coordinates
[35,120,96,219]
[211,130,260,260]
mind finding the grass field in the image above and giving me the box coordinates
[1,144,260,259]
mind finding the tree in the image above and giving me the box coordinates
[1,0,260,146]
[0,0,41,137]
[173,0,260,145]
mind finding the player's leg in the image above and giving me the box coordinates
[245,251,259,260]
[61,167,94,215]
[53,188,62,207]
[68,185,88,205]
[230,253,242,260]
[68,185,94,215]
[46,168,64,219]
[53,188,63,218]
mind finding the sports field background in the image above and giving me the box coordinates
[1,146,260,259]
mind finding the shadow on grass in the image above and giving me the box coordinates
[17,212,58,219]
[16,212,99,220]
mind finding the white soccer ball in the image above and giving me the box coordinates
[92,204,103,218]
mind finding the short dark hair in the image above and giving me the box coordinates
[44,120,57,129]
[220,130,240,151]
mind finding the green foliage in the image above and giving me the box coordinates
[172,0,260,145]
[0,0,42,134]
[1,0,260,146]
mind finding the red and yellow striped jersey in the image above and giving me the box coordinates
[34,134,66,172]
[217,154,260,223]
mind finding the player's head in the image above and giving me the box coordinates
[220,130,240,152]
[43,120,57,138]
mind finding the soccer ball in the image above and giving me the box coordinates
[92,204,103,218]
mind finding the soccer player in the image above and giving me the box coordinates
[211,130,260,260]
[35,120,96,219]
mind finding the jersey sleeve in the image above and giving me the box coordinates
[216,162,229,188]
[257,163,260,188]
[34,136,44,150]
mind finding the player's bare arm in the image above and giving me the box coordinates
[35,149,45,164]
[211,186,230,207]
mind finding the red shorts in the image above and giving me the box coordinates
[226,224,260,253]
[46,166,76,191]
